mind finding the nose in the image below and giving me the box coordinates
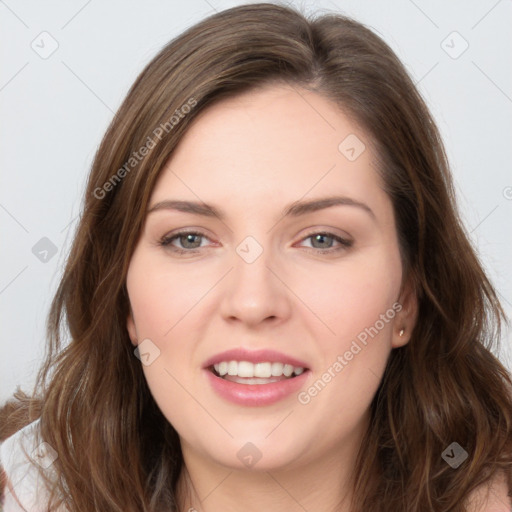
[219,241,292,328]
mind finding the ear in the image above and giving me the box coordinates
[392,275,418,348]
[127,308,138,347]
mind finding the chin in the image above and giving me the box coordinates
[198,435,306,472]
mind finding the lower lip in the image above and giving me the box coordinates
[204,369,310,406]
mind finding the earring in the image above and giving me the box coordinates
[399,328,405,337]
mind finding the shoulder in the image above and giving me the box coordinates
[0,418,60,511]
[464,470,511,512]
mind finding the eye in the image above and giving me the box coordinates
[160,230,212,254]
[159,229,353,256]
[297,231,353,253]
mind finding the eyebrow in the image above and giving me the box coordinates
[147,195,375,221]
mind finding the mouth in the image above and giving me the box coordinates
[204,360,310,406]
[208,361,308,385]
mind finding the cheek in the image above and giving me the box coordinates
[296,250,402,347]
[126,249,221,408]
[126,249,212,341]
[126,252,208,429]
[294,254,401,430]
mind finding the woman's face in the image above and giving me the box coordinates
[126,84,416,472]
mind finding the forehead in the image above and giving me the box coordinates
[150,84,386,217]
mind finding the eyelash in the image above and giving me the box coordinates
[159,230,353,255]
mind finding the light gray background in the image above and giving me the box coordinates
[1,0,511,403]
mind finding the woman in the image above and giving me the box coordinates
[1,3,511,511]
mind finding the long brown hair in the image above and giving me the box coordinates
[1,3,511,511]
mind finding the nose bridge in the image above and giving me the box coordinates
[219,232,291,324]
[231,233,278,297]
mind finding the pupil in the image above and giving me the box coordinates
[312,234,332,249]
[182,234,200,248]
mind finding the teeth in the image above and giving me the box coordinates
[283,364,293,377]
[254,362,272,378]
[218,361,228,375]
[227,361,237,376]
[239,361,257,378]
[271,362,284,376]
[213,361,305,378]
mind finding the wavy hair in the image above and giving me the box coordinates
[1,3,511,511]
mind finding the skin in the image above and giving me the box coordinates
[126,83,418,512]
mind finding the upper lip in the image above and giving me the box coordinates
[203,348,309,369]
